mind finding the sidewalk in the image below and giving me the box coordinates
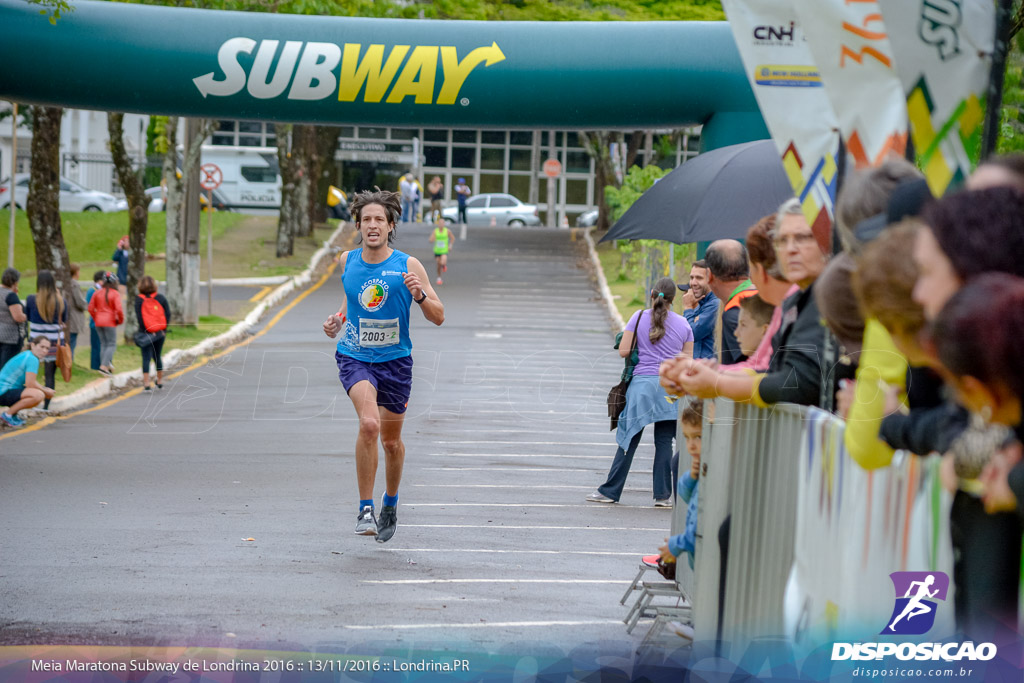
[34,223,352,416]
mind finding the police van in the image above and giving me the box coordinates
[200,145,280,211]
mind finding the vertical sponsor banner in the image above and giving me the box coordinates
[722,0,839,241]
[784,410,954,652]
[878,0,995,196]
[792,0,908,168]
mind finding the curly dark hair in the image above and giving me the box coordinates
[923,186,1024,281]
[933,273,1024,408]
[350,188,402,244]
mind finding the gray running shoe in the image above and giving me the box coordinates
[355,506,377,536]
[375,505,398,543]
[654,498,673,508]
[586,492,616,503]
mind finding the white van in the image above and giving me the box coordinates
[200,145,281,211]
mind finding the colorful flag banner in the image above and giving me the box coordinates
[723,0,840,243]
[784,409,954,652]
[792,0,909,169]
[878,0,995,196]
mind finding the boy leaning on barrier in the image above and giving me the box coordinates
[659,399,705,570]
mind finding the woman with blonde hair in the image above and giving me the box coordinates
[24,270,66,409]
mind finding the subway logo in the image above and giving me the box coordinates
[193,38,506,104]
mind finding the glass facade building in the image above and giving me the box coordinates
[210,121,701,223]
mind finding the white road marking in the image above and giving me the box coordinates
[401,524,665,531]
[342,620,621,630]
[363,579,630,584]
[426,453,641,460]
[422,467,604,473]
[403,503,658,510]
[381,548,646,556]
[434,444,614,448]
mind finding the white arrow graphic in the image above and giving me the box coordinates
[193,37,257,98]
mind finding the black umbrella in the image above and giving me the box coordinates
[600,139,796,244]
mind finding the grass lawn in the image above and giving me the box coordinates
[0,209,340,295]
[594,236,694,324]
[57,315,237,395]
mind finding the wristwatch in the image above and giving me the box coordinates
[414,290,428,304]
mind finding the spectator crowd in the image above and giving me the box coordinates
[0,237,170,428]
[604,152,1024,644]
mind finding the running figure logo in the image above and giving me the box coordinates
[882,571,950,635]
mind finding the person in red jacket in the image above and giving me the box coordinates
[134,275,170,390]
[87,272,124,376]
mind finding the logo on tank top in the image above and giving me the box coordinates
[359,278,389,312]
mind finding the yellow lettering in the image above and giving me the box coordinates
[385,45,439,104]
[437,42,505,105]
[338,43,410,103]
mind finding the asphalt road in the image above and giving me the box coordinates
[0,223,682,664]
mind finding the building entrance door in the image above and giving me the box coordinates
[342,162,407,197]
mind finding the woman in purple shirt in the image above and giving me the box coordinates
[588,277,694,506]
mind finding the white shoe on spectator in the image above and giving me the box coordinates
[669,621,694,640]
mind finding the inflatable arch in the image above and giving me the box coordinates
[0,0,767,150]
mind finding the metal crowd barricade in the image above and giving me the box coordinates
[692,399,807,646]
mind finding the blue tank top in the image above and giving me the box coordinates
[337,248,413,362]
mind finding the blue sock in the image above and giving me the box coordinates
[359,499,374,513]
[383,492,399,507]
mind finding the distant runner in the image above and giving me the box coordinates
[429,221,454,285]
[323,189,445,543]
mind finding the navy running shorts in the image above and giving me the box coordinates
[336,352,413,414]
[0,388,23,406]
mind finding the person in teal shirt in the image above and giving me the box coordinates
[0,336,54,428]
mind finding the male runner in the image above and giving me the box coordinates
[323,189,445,543]
[428,221,454,285]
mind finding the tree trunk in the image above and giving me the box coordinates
[310,125,341,226]
[163,116,184,324]
[26,105,73,294]
[625,130,644,170]
[293,124,313,238]
[275,123,297,257]
[108,112,150,343]
[163,116,214,324]
[580,131,620,232]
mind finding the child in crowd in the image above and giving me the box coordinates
[0,336,54,428]
[659,399,705,570]
[734,294,774,360]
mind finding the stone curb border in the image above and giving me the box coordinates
[582,227,625,333]
[40,223,350,415]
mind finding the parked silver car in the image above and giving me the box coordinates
[0,173,128,212]
[441,193,540,227]
[576,209,599,227]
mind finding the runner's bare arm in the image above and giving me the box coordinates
[428,232,436,243]
[403,257,444,326]
[323,251,349,338]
